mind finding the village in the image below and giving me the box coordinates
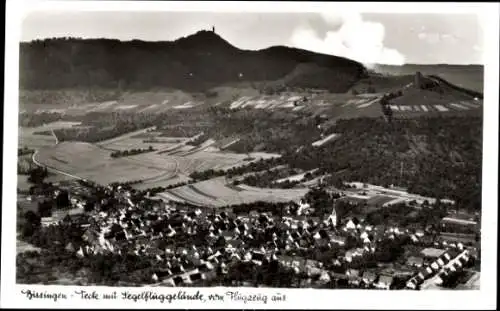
[17,177,481,290]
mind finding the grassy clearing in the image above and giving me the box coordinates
[35,142,167,185]
[366,195,398,206]
[159,178,308,207]
[36,135,278,187]
[18,121,81,149]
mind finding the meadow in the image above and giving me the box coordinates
[18,121,81,149]
[34,132,280,188]
[35,142,168,184]
[157,177,309,208]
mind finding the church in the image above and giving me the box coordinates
[324,204,340,228]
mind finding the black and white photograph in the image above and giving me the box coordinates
[2,1,498,309]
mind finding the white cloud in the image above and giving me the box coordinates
[290,12,406,66]
[441,33,459,44]
[417,32,440,44]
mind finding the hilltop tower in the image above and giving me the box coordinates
[414,71,422,89]
[212,26,215,33]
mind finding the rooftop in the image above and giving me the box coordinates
[421,248,447,258]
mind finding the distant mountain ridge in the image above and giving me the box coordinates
[19,30,367,92]
[373,64,483,93]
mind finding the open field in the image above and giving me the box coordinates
[20,70,482,133]
[35,142,168,184]
[44,173,79,184]
[19,90,198,115]
[35,137,280,187]
[366,195,399,206]
[97,128,189,152]
[390,100,482,119]
[228,93,378,111]
[96,127,156,148]
[18,134,57,150]
[18,121,80,149]
[156,177,309,207]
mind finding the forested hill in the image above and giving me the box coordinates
[19,30,367,92]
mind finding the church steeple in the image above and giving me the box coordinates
[326,203,340,228]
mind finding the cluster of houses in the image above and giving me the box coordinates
[26,180,480,289]
[406,248,473,290]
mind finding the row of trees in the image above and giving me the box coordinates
[16,250,160,286]
[110,146,156,158]
[27,167,49,184]
[19,89,119,107]
[189,157,285,181]
[18,112,62,127]
[186,133,209,146]
[141,181,190,196]
[18,156,35,175]
[18,147,35,156]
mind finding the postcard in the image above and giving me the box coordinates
[2,1,498,309]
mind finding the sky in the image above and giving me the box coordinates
[21,11,484,66]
